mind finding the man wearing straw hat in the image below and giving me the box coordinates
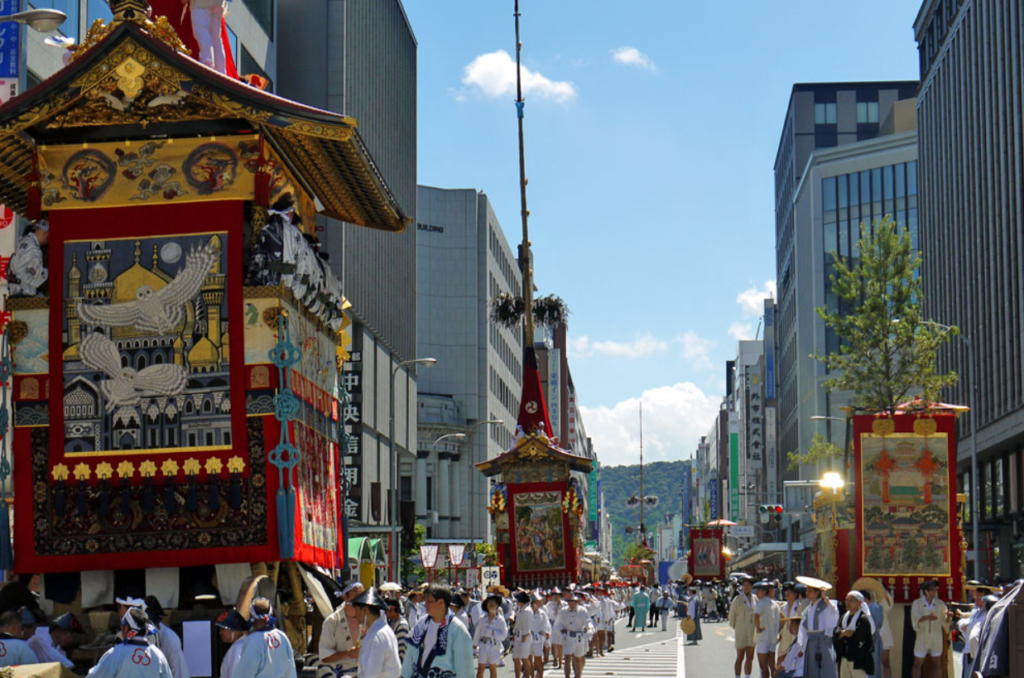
[795,576,839,678]
[909,581,947,678]
[778,583,807,654]
[774,615,804,678]
[729,574,757,678]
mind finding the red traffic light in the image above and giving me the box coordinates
[774,505,783,514]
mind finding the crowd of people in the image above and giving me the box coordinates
[681,571,1017,678]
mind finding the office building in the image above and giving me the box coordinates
[276,1,418,554]
[774,82,918,468]
[915,0,1024,578]
[415,186,523,543]
[774,83,918,561]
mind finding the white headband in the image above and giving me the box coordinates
[846,591,865,603]
[342,582,363,596]
[249,598,273,623]
[121,610,142,639]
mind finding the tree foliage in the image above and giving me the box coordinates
[787,432,843,471]
[475,542,500,566]
[622,542,656,564]
[815,217,958,415]
[401,523,427,584]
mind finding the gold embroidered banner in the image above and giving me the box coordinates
[39,135,260,210]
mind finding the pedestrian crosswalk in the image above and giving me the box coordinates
[575,631,682,677]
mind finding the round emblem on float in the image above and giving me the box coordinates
[525,401,538,414]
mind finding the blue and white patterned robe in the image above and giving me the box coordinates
[401,612,475,678]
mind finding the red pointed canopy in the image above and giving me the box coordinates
[517,347,553,438]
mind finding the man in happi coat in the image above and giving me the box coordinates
[318,582,364,678]
[8,219,48,297]
[351,589,402,678]
[778,583,807,654]
[146,597,190,678]
[796,577,839,678]
[775,616,805,678]
[29,611,84,669]
[0,609,41,667]
[957,582,995,678]
[401,585,475,678]
[215,609,249,678]
[730,575,757,678]
[545,589,566,668]
[909,581,947,678]
[551,592,591,678]
[230,598,296,678]
[87,608,173,678]
[754,581,780,678]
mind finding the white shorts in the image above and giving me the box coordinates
[881,624,894,650]
[477,639,502,666]
[512,635,533,659]
[756,640,777,655]
[560,631,587,658]
[914,633,942,658]
[531,633,546,657]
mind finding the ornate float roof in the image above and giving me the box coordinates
[0,19,408,231]
[476,432,594,477]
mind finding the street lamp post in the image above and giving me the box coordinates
[819,471,845,586]
[1,9,67,32]
[390,357,437,584]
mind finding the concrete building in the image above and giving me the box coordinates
[414,186,523,543]
[728,341,768,530]
[774,88,919,557]
[915,0,1024,579]
[276,1,419,558]
[774,82,919,468]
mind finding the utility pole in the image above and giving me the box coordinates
[639,402,644,544]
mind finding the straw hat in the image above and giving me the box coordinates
[851,577,891,606]
[796,576,833,591]
[680,617,696,635]
[681,573,693,586]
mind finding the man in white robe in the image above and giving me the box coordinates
[146,597,190,678]
[29,612,84,669]
[318,581,363,677]
[0,609,42,667]
[231,598,296,678]
[87,608,173,678]
[216,609,249,678]
[351,588,402,678]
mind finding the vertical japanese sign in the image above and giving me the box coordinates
[341,347,363,521]
[0,1,20,295]
[709,472,718,521]
[729,431,739,521]
[548,348,561,438]
[681,463,692,551]
[588,463,598,536]
[766,407,778,498]
[764,300,776,400]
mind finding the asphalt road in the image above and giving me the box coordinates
[492,613,683,678]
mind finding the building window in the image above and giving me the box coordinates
[240,0,274,38]
[814,102,837,125]
[857,102,879,124]
[400,476,413,502]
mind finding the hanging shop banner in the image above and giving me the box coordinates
[420,544,439,569]
[853,408,962,605]
[688,528,724,579]
[448,544,466,567]
[0,0,21,80]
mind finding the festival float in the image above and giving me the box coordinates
[476,349,592,590]
[0,0,408,653]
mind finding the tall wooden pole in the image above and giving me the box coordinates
[513,0,535,348]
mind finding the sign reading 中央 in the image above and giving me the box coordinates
[0,0,21,80]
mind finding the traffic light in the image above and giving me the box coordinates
[758,504,784,525]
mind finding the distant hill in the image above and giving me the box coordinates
[600,460,688,568]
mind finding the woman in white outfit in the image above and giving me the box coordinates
[474,594,508,678]
[511,591,534,678]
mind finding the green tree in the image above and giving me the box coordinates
[815,217,958,415]
[475,542,499,566]
[622,542,655,564]
[401,523,427,584]
[923,543,941,571]
[787,432,843,471]
[867,544,885,571]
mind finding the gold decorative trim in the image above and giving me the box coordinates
[64,444,234,458]
[6,297,49,311]
[243,285,285,300]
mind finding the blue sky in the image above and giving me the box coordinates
[403,0,922,466]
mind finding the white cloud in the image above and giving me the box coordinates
[728,322,756,341]
[569,333,669,360]
[681,331,715,369]
[461,50,577,103]
[581,383,720,467]
[736,281,777,317]
[610,46,656,71]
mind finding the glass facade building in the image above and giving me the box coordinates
[821,161,919,357]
